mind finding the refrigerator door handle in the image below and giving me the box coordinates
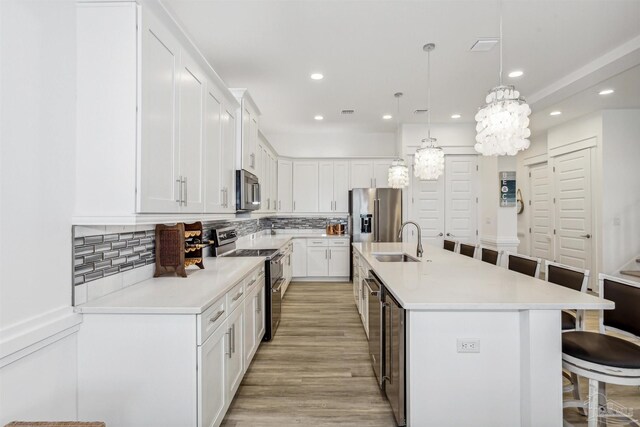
[374,198,380,242]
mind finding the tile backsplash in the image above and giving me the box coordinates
[72,215,349,305]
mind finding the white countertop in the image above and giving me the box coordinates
[353,242,614,311]
[236,232,349,250]
[75,257,264,315]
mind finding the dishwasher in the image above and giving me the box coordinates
[364,273,383,387]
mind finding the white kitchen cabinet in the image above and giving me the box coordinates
[271,155,278,212]
[278,160,293,212]
[373,159,393,189]
[328,246,350,277]
[352,252,361,308]
[220,106,237,212]
[256,280,266,340]
[350,160,374,189]
[318,161,349,213]
[293,161,319,212]
[282,242,293,296]
[198,322,227,427]
[226,304,244,402]
[292,238,308,277]
[318,162,335,213]
[204,89,223,212]
[230,89,260,173]
[75,2,240,223]
[307,247,330,277]
[243,287,257,369]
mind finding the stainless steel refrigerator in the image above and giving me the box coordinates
[349,188,403,243]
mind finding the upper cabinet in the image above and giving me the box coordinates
[75,2,240,224]
[229,89,261,174]
[318,161,349,213]
[277,160,293,213]
[292,161,319,213]
[349,159,393,189]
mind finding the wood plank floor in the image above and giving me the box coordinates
[221,282,396,427]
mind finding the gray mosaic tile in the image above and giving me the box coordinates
[119,232,133,240]
[111,256,127,266]
[94,243,111,252]
[84,235,104,245]
[126,239,140,247]
[74,275,85,285]
[85,271,104,282]
[126,254,140,263]
[103,266,120,277]
[133,245,146,253]
[103,250,119,259]
[103,234,119,243]
[75,265,93,275]
[94,260,111,270]
[74,257,84,267]
[119,263,134,272]
[74,237,84,246]
[119,248,133,256]
[75,245,94,256]
[84,253,103,263]
[111,241,127,250]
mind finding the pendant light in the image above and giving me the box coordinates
[388,92,409,188]
[475,2,531,156]
[414,43,444,181]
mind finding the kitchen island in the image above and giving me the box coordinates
[352,242,613,427]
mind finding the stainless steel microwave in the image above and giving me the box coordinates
[236,169,261,211]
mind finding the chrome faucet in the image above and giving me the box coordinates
[398,221,423,258]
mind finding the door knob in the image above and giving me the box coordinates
[438,232,444,237]
[446,232,454,237]
[580,234,591,239]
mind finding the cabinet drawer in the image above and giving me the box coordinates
[245,266,264,293]
[197,295,227,345]
[307,239,328,247]
[227,280,246,313]
[329,239,349,247]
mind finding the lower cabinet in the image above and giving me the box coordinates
[78,264,264,427]
[305,238,350,278]
[292,238,307,277]
[307,246,330,276]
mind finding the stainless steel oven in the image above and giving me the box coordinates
[236,169,260,211]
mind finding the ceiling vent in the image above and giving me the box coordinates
[341,109,355,115]
[469,38,499,52]
[414,109,429,114]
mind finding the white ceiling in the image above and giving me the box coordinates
[162,0,640,139]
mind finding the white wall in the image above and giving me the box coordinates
[601,109,640,273]
[0,1,80,423]
[401,122,476,156]
[269,131,396,158]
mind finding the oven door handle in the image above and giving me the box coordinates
[270,253,285,264]
[272,278,285,293]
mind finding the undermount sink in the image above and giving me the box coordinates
[373,253,420,263]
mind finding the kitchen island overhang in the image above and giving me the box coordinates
[352,242,613,427]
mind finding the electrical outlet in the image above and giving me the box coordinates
[457,339,480,353]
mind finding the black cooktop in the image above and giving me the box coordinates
[225,249,278,258]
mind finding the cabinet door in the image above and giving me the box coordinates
[306,247,329,277]
[350,160,374,189]
[318,162,334,213]
[243,288,257,370]
[373,160,393,189]
[226,305,244,399]
[278,160,293,212]
[221,107,236,211]
[328,247,350,277]
[362,284,369,337]
[198,324,226,427]
[178,53,205,212]
[242,107,252,171]
[249,117,258,171]
[292,239,307,277]
[271,156,277,212]
[292,161,319,212]
[333,161,350,213]
[204,89,223,213]
[256,280,265,341]
[139,13,181,212]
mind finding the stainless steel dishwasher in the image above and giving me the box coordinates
[364,273,383,387]
[384,289,405,426]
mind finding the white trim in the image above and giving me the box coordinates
[479,235,520,247]
[405,144,478,156]
[0,307,82,368]
[522,153,548,166]
[548,136,597,158]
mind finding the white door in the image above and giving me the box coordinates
[292,239,307,277]
[221,107,236,211]
[529,163,552,261]
[553,148,593,273]
[373,160,393,188]
[178,53,205,213]
[328,247,350,276]
[226,306,244,398]
[411,168,445,247]
[333,161,350,213]
[350,160,374,189]
[292,161,319,212]
[318,161,334,213]
[278,160,292,212]
[306,247,329,277]
[198,324,226,427]
[139,15,180,213]
[444,155,478,244]
[203,89,222,213]
[243,288,257,368]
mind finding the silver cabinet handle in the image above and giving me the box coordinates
[580,234,591,238]
[182,177,188,206]
[325,249,328,259]
[246,279,256,288]
[256,294,261,313]
[250,153,255,168]
[226,328,232,358]
[231,323,236,353]
[208,310,225,323]
[221,189,226,207]
[329,249,331,260]
[176,176,183,204]
[374,199,380,242]
[279,200,281,210]
[374,178,377,188]
[370,178,373,188]
[293,201,296,211]
[232,290,244,301]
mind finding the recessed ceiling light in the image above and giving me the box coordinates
[314,115,324,121]
[550,111,562,116]
[310,73,324,80]
[599,89,614,95]
[451,114,461,119]
[508,70,524,78]
[382,115,392,120]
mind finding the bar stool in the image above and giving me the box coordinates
[459,243,478,259]
[480,247,501,265]
[504,252,542,278]
[545,260,590,331]
[443,239,457,252]
[562,274,640,427]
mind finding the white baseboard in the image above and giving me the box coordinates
[292,277,350,283]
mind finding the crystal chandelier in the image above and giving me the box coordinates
[475,5,531,156]
[388,92,409,188]
[414,43,444,181]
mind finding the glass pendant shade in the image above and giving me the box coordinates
[475,85,531,156]
[414,138,444,181]
[388,158,409,188]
